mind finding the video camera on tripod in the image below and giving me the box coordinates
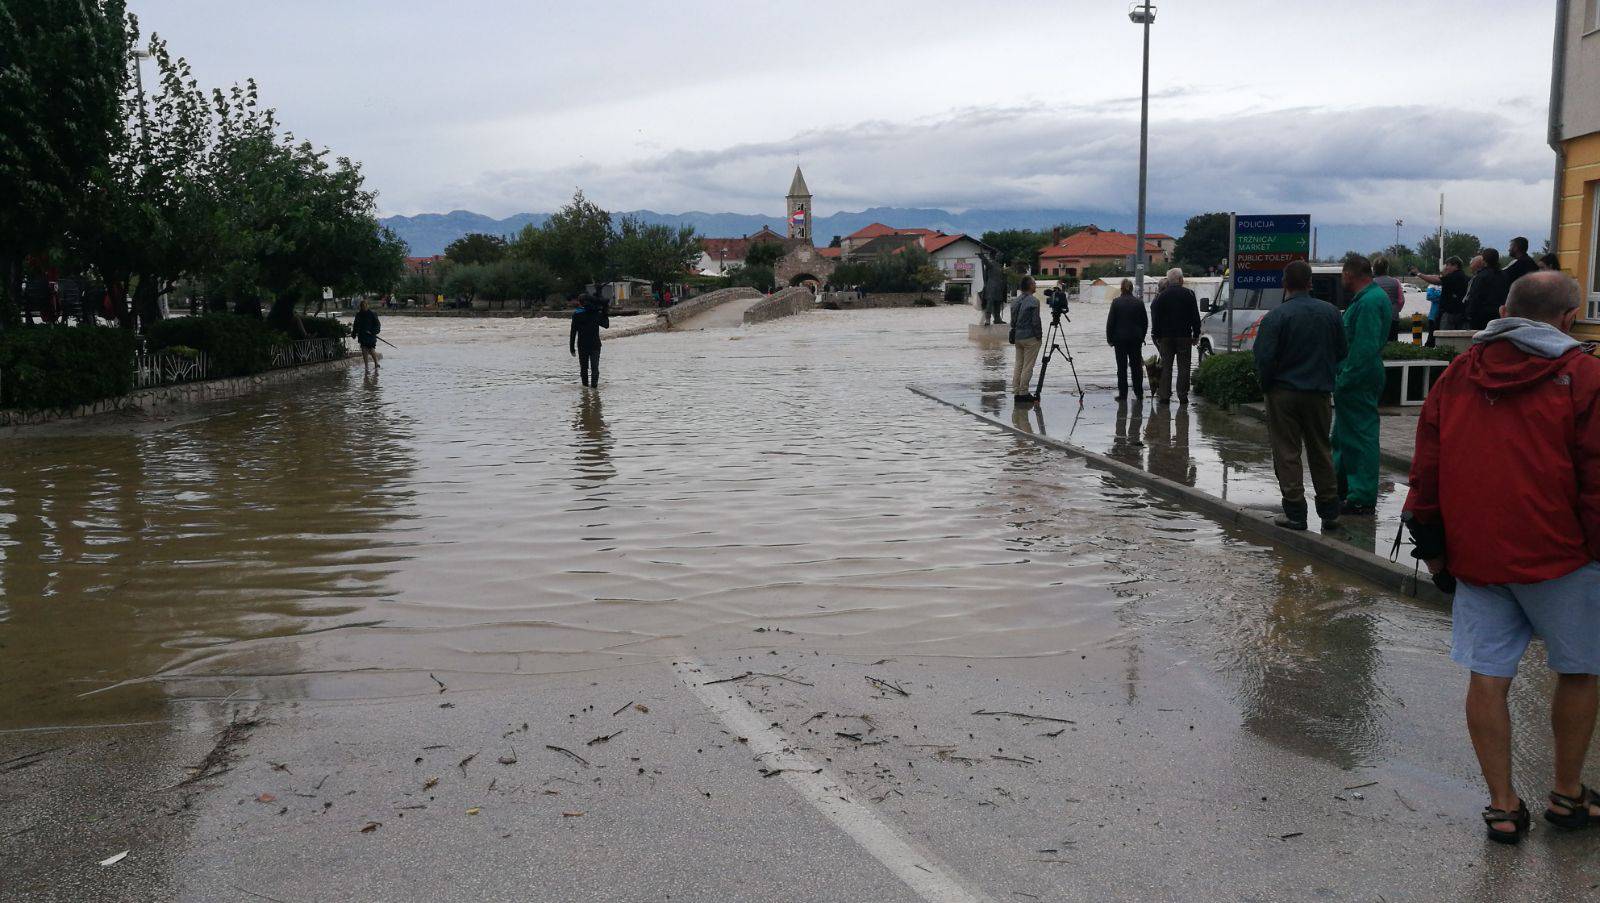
[1034,285,1084,402]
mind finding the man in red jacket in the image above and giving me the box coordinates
[1404,270,1600,844]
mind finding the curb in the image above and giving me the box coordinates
[908,385,1447,608]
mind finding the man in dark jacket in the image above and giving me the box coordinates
[353,298,381,373]
[1008,277,1043,404]
[1501,236,1538,287]
[569,293,610,387]
[1414,256,1469,330]
[1464,248,1508,330]
[1149,268,1200,404]
[1252,261,1347,529]
[1105,278,1147,401]
[1403,271,1600,844]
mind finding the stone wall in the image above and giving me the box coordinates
[818,292,941,310]
[742,287,814,325]
[609,287,763,338]
[774,243,836,288]
[1,355,364,429]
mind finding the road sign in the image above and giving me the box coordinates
[1231,214,1310,290]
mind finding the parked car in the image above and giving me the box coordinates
[1198,265,1355,358]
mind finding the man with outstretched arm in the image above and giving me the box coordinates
[1403,271,1600,845]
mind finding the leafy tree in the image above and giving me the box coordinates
[542,190,612,290]
[725,263,775,293]
[980,229,1053,272]
[1415,230,1481,273]
[80,27,217,329]
[744,240,785,269]
[830,247,942,292]
[608,216,700,284]
[0,0,130,326]
[1173,212,1230,271]
[441,262,488,304]
[444,232,507,266]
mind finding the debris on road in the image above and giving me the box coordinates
[973,710,1074,725]
[546,745,591,767]
[865,676,909,697]
[98,850,129,867]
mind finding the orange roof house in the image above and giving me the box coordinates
[1036,226,1170,278]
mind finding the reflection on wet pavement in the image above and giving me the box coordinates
[931,377,1415,559]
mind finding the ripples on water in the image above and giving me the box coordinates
[0,307,1445,768]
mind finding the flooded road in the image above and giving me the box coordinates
[3,305,1594,901]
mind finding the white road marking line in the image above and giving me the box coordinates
[675,660,999,903]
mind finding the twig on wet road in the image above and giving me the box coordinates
[546,745,591,767]
[865,676,909,697]
[973,710,1075,725]
[611,700,635,716]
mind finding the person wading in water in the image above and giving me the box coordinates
[570,291,610,388]
[353,298,381,373]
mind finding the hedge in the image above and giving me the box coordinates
[1192,351,1262,407]
[299,316,351,341]
[0,326,137,410]
[1381,341,1455,362]
[148,314,280,377]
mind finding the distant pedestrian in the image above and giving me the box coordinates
[1402,271,1600,845]
[1464,247,1508,330]
[1008,276,1043,404]
[1412,256,1469,331]
[570,292,610,388]
[1372,255,1404,340]
[1331,253,1388,516]
[1149,268,1200,405]
[1105,278,1147,401]
[353,298,381,373]
[1502,236,1537,286]
[1253,261,1347,530]
[1540,252,1562,271]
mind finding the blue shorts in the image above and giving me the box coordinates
[1452,561,1600,677]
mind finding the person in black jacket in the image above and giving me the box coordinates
[1412,256,1468,331]
[1501,236,1537,287]
[1105,278,1148,401]
[569,292,610,387]
[1149,268,1201,404]
[1463,249,1508,330]
[353,298,381,373]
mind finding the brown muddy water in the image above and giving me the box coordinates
[0,307,1470,772]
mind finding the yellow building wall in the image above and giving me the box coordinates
[1557,131,1600,343]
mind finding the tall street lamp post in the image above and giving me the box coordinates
[133,46,152,148]
[1129,3,1156,297]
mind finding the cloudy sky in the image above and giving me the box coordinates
[131,0,1560,235]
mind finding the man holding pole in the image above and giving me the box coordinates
[353,298,382,373]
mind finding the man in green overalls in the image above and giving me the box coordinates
[1331,254,1389,516]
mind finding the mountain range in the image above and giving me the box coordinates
[380,207,1539,261]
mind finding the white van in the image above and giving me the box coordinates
[1197,266,1356,358]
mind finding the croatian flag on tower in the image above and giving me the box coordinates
[790,209,806,224]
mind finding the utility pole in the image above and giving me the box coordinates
[1394,219,1403,249]
[1129,3,1156,297]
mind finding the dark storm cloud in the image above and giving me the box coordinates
[439,102,1547,224]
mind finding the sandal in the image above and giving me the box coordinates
[1483,800,1530,845]
[1544,785,1600,830]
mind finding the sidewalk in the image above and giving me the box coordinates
[911,382,1440,605]
[1238,403,1420,472]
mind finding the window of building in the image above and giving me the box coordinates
[1588,187,1600,322]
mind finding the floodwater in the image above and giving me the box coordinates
[0,305,1556,761]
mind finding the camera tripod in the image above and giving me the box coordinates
[1034,304,1084,402]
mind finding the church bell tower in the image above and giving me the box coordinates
[786,167,812,243]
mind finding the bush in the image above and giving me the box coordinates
[944,283,969,304]
[0,325,137,410]
[1381,341,1454,361]
[1192,350,1262,407]
[298,316,351,341]
[149,313,279,377]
